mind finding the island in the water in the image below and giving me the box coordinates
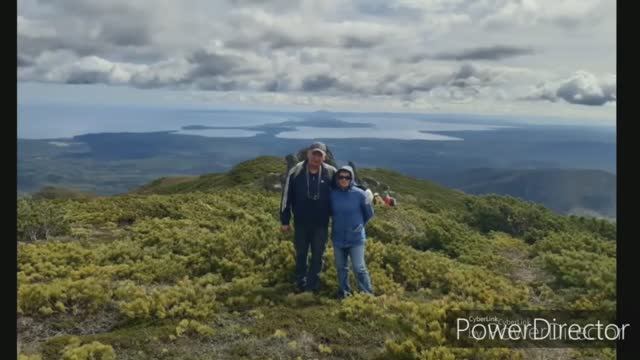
[180,118,374,134]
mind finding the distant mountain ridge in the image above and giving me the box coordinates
[22,153,616,220]
[130,158,615,221]
[431,168,616,219]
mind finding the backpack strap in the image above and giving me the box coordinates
[292,161,306,178]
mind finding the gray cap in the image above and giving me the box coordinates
[308,142,327,156]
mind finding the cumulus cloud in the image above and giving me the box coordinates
[223,8,404,51]
[16,0,615,115]
[128,58,191,89]
[372,63,511,99]
[480,0,606,30]
[17,15,56,38]
[524,71,616,106]
[18,52,145,85]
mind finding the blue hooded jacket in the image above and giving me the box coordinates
[330,166,374,248]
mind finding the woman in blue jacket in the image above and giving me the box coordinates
[330,165,374,299]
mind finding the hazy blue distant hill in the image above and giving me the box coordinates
[180,118,373,132]
[432,168,616,219]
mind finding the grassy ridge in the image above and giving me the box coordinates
[134,157,286,195]
[17,157,616,359]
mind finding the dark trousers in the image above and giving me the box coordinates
[293,223,328,291]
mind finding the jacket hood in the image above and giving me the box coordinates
[336,165,355,189]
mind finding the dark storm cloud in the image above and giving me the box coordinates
[302,75,340,92]
[187,50,245,78]
[407,45,536,63]
[98,24,152,47]
[18,54,34,67]
[433,45,536,61]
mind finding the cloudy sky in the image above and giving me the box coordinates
[17,0,616,122]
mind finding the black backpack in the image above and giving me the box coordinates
[347,161,369,192]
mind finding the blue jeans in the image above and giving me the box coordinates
[333,243,373,297]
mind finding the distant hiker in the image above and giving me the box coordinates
[330,166,374,299]
[280,142,337,293]
[383,191,397,207]
[373,192,385,206]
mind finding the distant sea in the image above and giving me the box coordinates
[19,103,518,141]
